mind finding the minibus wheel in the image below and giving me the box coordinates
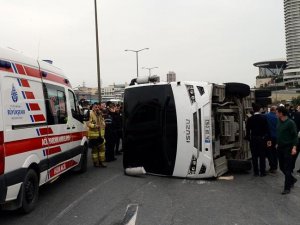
[255,97,272,107]
[254,89,272,98]
[225,82,250,98]
[227,159,252,172]
[20,169,39,213]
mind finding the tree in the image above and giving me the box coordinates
[291,96,300,106]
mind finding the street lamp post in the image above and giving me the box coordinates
[125,48,149,77]
[94,0,101,103]
[142,66,158,76]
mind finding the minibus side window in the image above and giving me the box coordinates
[43,84,67,125]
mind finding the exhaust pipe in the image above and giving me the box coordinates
[125,167,146,176]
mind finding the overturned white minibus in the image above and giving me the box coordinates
[123,77,255,178]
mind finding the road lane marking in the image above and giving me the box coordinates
[47,173,122,225]
[121,204,139,225]
[182,179,211,184]
[218,175,234,180]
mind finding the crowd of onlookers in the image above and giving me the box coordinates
[246,103,300,195]
[80,101,123,168]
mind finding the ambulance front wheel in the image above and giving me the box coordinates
[20,169,39,213]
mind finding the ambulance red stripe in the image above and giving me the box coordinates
[24,66,41,78]
[29,103,40,111]
[5,132,84,156]
[33,114,46,122]
[5,137,43,156]
[44,72,72,87]
[4,61,71,88]
[15,64,26,75]
[0,67,13,73]
[25,91,35,99]
[49,160,77,178]
[46,146,61,156]
[20,79,30,87]
[71,132,84,141]
[39,127,53,135]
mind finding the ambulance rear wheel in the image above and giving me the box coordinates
[20,169,39,213]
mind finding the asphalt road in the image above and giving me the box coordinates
[1,153,300,225]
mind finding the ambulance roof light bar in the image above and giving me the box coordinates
[130,75,160,86]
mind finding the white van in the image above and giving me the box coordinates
[123,77,254,178]
[0,47,88,212]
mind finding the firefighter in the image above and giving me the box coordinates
[87,103,107,167]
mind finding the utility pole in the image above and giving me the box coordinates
[94,0,101,102]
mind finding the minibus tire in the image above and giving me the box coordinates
[255,89,271,98]
[20,169,39,213]
[255,97,272,107]
[77,145,88,173]
[225,83,250,98]
[227,159,252,172]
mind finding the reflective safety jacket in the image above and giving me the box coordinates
[87,110,105,139]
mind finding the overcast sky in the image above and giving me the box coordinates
[1,0,285,88]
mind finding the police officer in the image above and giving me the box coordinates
[103,104,117,162]
[87,103,107,167]
[246,103,271,177]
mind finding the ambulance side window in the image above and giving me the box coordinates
[68,90,80,120]
[43,84,67,125]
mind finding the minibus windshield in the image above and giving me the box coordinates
[123,84,177,175]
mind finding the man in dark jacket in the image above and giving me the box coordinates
[276,106,298,194]
[246,103,271,177]
[265,106,278,172]
[114,104,123,155]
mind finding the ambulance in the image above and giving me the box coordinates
[123,76,254,178]
[0,47,89,212]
